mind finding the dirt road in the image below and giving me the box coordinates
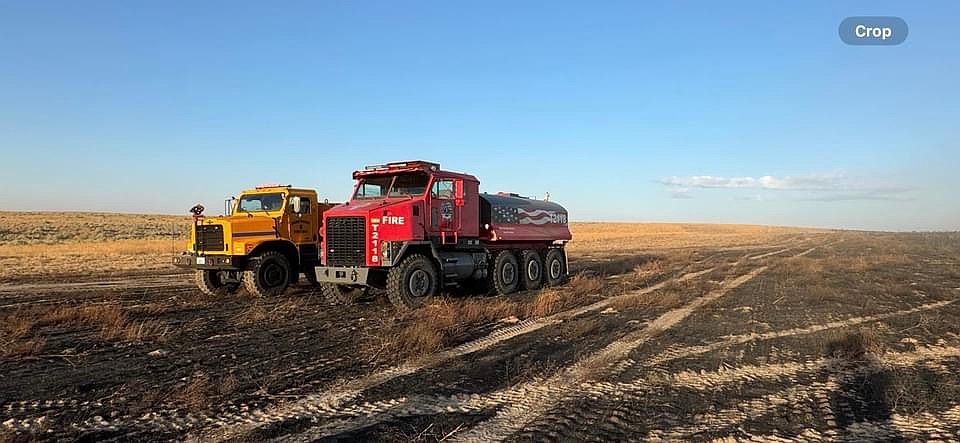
[3,231,960,442]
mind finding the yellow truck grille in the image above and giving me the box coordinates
[195,225,225,252]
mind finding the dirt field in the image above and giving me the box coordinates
[2,212,959,442]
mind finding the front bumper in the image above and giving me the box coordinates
[314,266,371,285]
[173,253,240,270]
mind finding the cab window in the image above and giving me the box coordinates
[356,177,391,199]
[238,193,284,212]
[291,197,311,214]
[432,179,454,199]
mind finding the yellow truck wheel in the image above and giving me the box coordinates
[242,251,292,297]
[195,270,240,296]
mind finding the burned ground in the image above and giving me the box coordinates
[1,220,959,441]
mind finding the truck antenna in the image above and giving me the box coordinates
[544,192,550,202]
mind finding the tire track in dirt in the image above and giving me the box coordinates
[205,255,751,440]
[746,247,793,260]
[263,245,823,442]
[446,245,824,443]
[445,265,773,443]
[704,406,960,442]
[574,343,960,399]
[2,243,818,438]
[0,274,196,309]
[483,344,960,441]
[245,344,960,442]
[640,346,960,440]
[0,274,189,295]
[16,254,730,438]
[640,299,959,369]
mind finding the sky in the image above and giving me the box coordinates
[1,1,957,231]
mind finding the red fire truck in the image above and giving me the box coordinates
[315,161,572,309]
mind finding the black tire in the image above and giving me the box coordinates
[195,269,240,296]
[488,251,520,295]
[320,283,366,305]
[386,254,439,310]
[520,250,543,290]
[544,248,567,287]
[242,251,292,297]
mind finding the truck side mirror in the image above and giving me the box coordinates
[454,179,464,207]
[290,196,303,214]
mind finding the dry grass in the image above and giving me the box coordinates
[825,328,885,360]
[0,304,170,360]
[231,300,303,326]
[365,274,609,362]
[171,374,213,410]
[171,372,240,410]
[0,212,824,281]
[568,222,825,254]
[609,290,684,312]
[389,298,522,357]
[0,211,187,244]
[525,275,602,317]
[127,303,170,317]
[0,239,183,281]
[0,337,46,360]
[779,256,826,277]
[0,315,42,359]
[828,253,913,272]
[0,211,188,281]
[633,260,663,279]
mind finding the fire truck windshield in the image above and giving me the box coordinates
[355,172,430,199]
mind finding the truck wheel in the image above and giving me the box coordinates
[195,270,240,296]
[544,248,567,287]
[386,254,438,310]
[242,251,292,297]
[520,250,543,290]
[489,251,520,295]
[321,283,365,305]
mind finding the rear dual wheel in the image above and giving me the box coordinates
[489,251,520,295]
[489,249,552,295]
[544,248,567,286]
[520,250,543,290]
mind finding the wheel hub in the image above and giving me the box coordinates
[528,260,541,280]
[550,259,562,279]
[502,262,516,285]
[408,269,431,297]
[262,262,285,287]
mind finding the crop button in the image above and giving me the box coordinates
[839,17,908,46]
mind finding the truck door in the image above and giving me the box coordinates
[289,195,315,246]
[430,178,459,243]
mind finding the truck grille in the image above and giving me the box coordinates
[326,216,366,266]
[195,225,225,252]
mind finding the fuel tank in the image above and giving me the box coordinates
[479,193,572,242]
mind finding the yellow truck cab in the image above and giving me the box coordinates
[174,185,335,296]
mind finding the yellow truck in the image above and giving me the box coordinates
[173,185,335,297]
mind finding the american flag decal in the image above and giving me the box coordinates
[493,206,567,225]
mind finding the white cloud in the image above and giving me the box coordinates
[659,171,916,201]
[660,171,848,191]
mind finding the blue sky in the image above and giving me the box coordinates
[1,1,957,231]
